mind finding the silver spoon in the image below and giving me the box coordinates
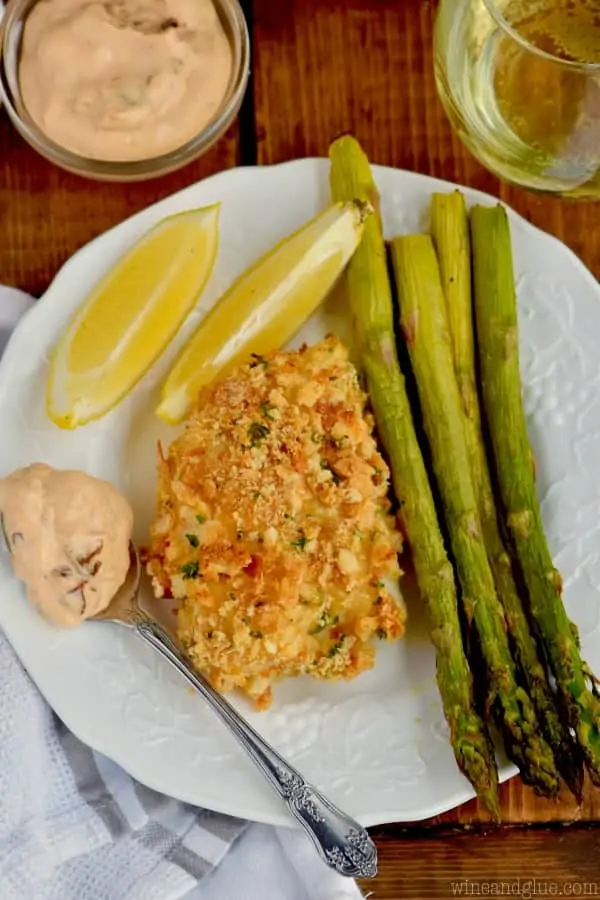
[3,533,378,880]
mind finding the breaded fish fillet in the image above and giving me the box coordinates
[145,335,405,709]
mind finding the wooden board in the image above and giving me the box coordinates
[0,118,239,296]
[365,825,600,898]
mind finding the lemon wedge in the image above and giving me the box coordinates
[157,200,371,424]
[47,205,221,429]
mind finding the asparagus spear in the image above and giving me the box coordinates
[329,136,499,816]
[470,203,600,785]
[431,192,583,800]
[391,234,560,797]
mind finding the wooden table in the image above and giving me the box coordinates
[1,2,599,896]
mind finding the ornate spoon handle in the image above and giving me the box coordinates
[136,619,378,880]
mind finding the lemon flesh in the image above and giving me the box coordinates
[157,200,370,425]
[47,205,221,429]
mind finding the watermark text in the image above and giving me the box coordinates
[451,880,598,898]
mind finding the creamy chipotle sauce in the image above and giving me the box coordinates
[19,0,233,161]
[0,463,133,627]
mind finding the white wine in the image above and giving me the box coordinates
[435,0,600,197]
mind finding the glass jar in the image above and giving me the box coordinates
[0,0,250,182]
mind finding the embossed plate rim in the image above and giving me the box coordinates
[0,158,598,827]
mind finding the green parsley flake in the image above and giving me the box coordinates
[327,637,346,658]
[180,560,199,579]
[291,534,309,552]
[320,460,341,485]
[248,422,270,445]
[186,533,199,548]
[309,611,339,635]
[260,402,277,421]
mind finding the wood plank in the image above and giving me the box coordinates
[431,777,600,827]
[251,0,600,831]
[359,825,600,899]
[0,119,239,296]
[252,0,599,279]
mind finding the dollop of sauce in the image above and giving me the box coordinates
[19,0,233,161]
[0,463,133,627]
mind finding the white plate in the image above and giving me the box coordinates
[1,160,599,828]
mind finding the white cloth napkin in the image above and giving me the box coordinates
[0,288,365,900]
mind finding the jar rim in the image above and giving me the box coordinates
[483,0,600,72]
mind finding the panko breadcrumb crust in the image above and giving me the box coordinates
[145,336,405,709]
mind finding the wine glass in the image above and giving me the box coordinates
[434,0,600,198]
